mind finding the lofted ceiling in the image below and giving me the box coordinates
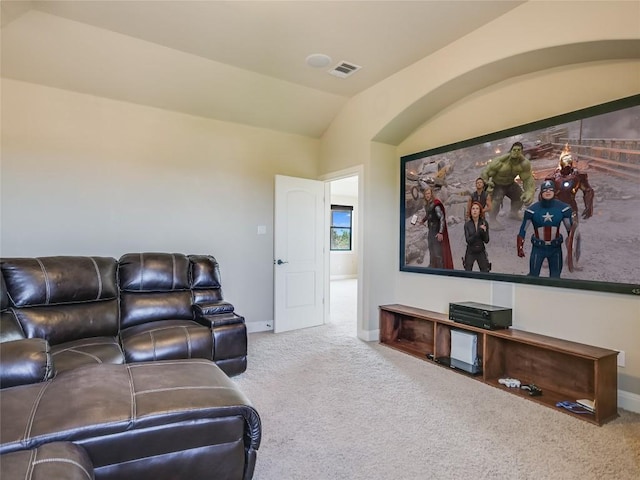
[1,1,527,138]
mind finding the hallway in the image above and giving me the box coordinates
[329,278,357,336]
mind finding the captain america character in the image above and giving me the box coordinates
[517,180,573,278]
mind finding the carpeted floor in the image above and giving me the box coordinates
[234,279,640,479]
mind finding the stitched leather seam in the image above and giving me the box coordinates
[34,258,50,305]
[33,458,93,480]
[43,351,53,382]
[89,257,103,300]
[23,382,50,444]
[139,253,144,291]
[7,308,27,337]
[150,331,156,361]
[126,364,136,423]
[52,340,119,353]
[171,253,176,290]
[127,359,210,368]
[135,386,236,395]
[26,448,37,480]
[128,325,204,334]
[9,297,116,307]
[51,348,103,363]
[184,326,192,358]
[5,291,17,307]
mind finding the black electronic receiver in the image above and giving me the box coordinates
[449,301,512,330]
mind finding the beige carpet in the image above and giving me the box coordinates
[234,280,640,479]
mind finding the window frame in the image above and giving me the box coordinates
[330,204,353,251]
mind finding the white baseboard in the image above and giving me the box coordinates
[247,321,273,333]
[362,329,639,414]
[330,274,357,280]
[619,389,640,414]
[359,328,380,342]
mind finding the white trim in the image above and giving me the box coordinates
[319,166,362,183]
[360,328,380,342]
[330,274,357,280]
[247,321,272,333]
[321,166,364,341]
[619,389,640,414]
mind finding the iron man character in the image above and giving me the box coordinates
[546,147,594,220]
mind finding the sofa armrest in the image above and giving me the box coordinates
[0,338,55,389]
[193,301,235,316]
[194,311,245,328]
[193,302,244,328]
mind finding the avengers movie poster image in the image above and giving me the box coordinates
[400,95,640,296]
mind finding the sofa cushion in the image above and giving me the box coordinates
[189,255,222,288]
[0,360,260,452]
[120,291,192,329]
[0,360,261,479]
[0,338,54,388]
[120,320,213,362]
[0,442,94,480]
[1,257,119,345]
[13,299,120,345]
[118,253,189,291]
[189,255,225,304]
[51,337,124,373]
[118,253,194,331]
[1,257,117,307]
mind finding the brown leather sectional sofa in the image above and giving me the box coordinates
[0,253,260,480]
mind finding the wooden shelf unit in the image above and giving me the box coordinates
[379,304,619,426]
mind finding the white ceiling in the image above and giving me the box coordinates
[0,0,524,138]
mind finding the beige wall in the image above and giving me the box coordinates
[1,79,320,327]
[400,60,639,156]
[1,1,638,407]
[319,1,640,404]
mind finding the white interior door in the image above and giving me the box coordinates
[274,175,325,333]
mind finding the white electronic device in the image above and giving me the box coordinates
[576,399,595,412]
[498,378,521,388]
[450,329,478,366]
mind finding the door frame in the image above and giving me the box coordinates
[321,165,364,340]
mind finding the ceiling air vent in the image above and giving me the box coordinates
[328,61,362,78]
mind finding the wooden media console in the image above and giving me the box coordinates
[379,304,619,426]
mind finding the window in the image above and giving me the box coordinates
[330,205,353,251]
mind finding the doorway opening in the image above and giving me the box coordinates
[328,175,359,337]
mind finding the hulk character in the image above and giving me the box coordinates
[481,142,535,230]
